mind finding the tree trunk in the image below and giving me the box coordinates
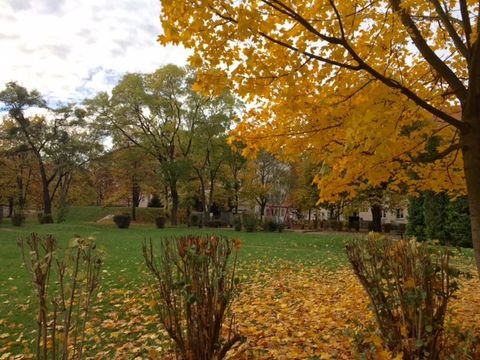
[371,204,382,232]
[208,178,215,216]
[131,176,140,221]
[8,196,13,217]
[38,161,53,220]
[199,177,207,225]
[260,201,267,220]
[16,175,26,210]
[170,181,179,226]
[461,123,480,276]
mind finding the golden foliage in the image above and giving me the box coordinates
[159,0,473,201]
[2,262,479,358]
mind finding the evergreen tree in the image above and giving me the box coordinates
[406,196,426,241]
[446,197,472,247]
[423,192,449,243]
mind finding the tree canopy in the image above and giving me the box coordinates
[159,0,480,273]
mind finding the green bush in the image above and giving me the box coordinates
[12,212,25,227]
[242,212,257,232]
[113,214,131,229]
[105,207,163,223]
[189,212,203,228]
[277,223,285,233]
[155,216,166,229]
[262,216,277,232]
[38,213,54,224]
[346,234,463,359]
[233,215,242,231]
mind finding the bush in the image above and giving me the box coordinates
[277,222,285,232]
[38,213,54,224]
[113,213,131,229]
[189,211,203,228]
[233,215,242,231]
[143,235,242,359]
[346,234,462,359]
[147,194,162,208]
[18,234,102,359]
[262,216,277,232]
[155,216,166,229]
[206,219,223,228]
[367,221,374,232]
[382,223,392,233]
[336,221,344,231]
[242,212,257,232]
[12,212,25,227]
[103,207,163,223]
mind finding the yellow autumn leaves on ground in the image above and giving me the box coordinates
[1,261,479,359]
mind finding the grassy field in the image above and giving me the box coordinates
[0,207,354,355]
[1,207,476,358]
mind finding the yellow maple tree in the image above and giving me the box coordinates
[159,1,480,274]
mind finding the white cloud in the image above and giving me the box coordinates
[0,0,190,104]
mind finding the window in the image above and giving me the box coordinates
[396,209,404,218]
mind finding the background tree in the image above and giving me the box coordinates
[87,65,237,225]
[160,1,480,273]
[0,138,35,215]
[0,83,102,222]
[290,159,322,222]
[241,151,290,219]
[189,99,235,219]
[407,192,472,247]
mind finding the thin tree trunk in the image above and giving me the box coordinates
[208,177,216,220]
[8,196,13,217]
[371,204,382,232]
[199,177,207,225]
[131,175,140,221]
[170,181,179,226]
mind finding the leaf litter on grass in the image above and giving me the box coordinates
[1,260,479,359]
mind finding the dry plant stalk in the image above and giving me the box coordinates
[143,235,242,360]
[18,233,102,359]
[346,234,461,360]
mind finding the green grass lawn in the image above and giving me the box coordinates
[0,207,475,356]
[0,208,353,355]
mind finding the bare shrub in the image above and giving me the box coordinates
[19,233,102,359]
[346,234,462,359]
[143,235,242,360]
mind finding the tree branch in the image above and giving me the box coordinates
[389,0,467,102]
[459,0,472,52]
[429,0,468,58]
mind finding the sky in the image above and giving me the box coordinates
[0,0,190,105]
